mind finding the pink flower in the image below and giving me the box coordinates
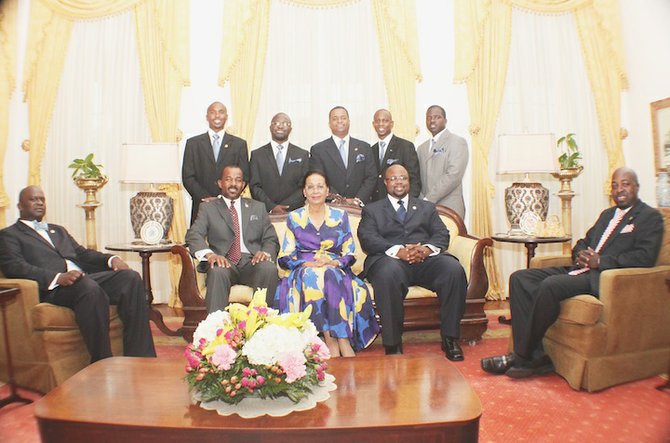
[277,351,307,383]
[184,348,201,369]
[311,339,331,360]
[211,344,237,370]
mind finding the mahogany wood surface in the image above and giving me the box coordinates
[35,354,481,443]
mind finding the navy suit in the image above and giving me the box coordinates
[358,197,467,346]
[249,143,309,212]
[310,136,377,203]
[371,135,421,201]
[0,221,156,362]
[182,132,249,224]
[509,200,663,359]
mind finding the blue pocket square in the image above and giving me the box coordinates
[386,158,399,165]
[356,154,366,163]
[433,147,446,154]
[288,157,302,164]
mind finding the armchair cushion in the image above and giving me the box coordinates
[557,295,603,326]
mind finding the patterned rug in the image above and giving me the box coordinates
[1,312,669,443]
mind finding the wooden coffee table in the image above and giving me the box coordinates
[35,355,481,442]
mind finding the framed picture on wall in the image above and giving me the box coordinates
[651,97,670,173]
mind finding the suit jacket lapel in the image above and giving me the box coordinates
[328,138,347,172]
[214,199,235,234]
[16,221,56,249]
[404,197,418,224]
[601,204,639,252]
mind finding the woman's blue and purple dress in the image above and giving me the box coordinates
[275,206,379,351]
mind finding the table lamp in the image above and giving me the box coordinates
[497,134,558,236]
[120,143,181,244]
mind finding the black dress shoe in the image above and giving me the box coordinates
[384,344,403,355]
[442,338,464,361]
[505,355,554,379]
[481,353,515,374]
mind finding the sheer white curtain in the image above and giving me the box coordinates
[250,0,386,150]
[43,12,172,303]
[491,8,608,295]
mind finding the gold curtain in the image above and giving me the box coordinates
[371,0,422,139]
[0,0,18,227]
[454,0,626,299]
[134,0,190,307]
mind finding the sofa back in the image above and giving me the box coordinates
[655,207,670,266]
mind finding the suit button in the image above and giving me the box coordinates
[346,184,350,188]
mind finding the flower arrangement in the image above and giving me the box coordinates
[184,290,330,405]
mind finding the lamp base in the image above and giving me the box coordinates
[504,182,549,230]
[129,191,174,241]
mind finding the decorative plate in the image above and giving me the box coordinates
[140,220,164,245]
[519,211,540,236]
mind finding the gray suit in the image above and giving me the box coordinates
[185,198,279,311]
[417,129,468,219]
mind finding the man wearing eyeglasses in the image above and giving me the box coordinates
[358,164,467,361]
[250,113,310,215]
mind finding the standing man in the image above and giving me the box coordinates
[370,108,421,201]
[481,168,663,378]
[182,101,250,224]
[358,164,467,361]
[310,106,377,205]
[0,186,156,362]
[417,105,468,219]
[249,113,309,214]
[185,165,279,311]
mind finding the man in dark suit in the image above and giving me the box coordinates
[185,165,279,311]
[182,101,250,224]
[250,113,309,214]
[0,186,156,362]
[310,106,376,205]
[370,109,421,201]
[482,168,664,378]
[358,164,467,360]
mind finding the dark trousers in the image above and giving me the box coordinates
[366,254,467,346]
[201,253,278,312]
[45,269,156,362]
[509,267,593,359]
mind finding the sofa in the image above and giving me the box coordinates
[0,276,123,393]
[171,204,492,344]
[532,207,670,391]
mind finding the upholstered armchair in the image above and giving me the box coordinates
[534,208,670,391]
[0,276,123,393]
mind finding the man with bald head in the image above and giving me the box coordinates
[0,186,156,362]
[250,113,309,214]
[370,109,421,201]
[183,101,250,224]
[482,168,664,379]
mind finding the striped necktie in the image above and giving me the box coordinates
[227,200,241,263]
[338,139,347,168]
[569,209,627,275]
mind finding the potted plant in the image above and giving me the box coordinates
[556,133,582,170]
[68,153,108,199]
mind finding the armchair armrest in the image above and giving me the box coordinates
[530,255,572,269]
[170,245,205,309]
[0,278,40,329]
[448,235,492,301]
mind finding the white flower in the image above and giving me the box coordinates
[242,324,306,366]
[193,310,230,345]
[300,320,319,343]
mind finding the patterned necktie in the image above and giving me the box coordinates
[33,220,48,231]
[227,200,241,263]
[339,139,347,168]
[430,138,437,152]
[569,209,627,275]
[379,141,386,162]
[276,144,285,175]
[397,200,406,222]
[212,133,221,161]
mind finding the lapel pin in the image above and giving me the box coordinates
[354,147,358,151]
[244,202,249,208]
[224,144,229,148]
[50,229,55,234]
[412,206,417,210]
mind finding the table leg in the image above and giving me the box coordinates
[0,300,33,408]
[523,242,538,269]
[138,251,181,337]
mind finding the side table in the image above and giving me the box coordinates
[106,243,181,337]
[0,287,34,408]
[658,277,670,391]
[492,234,571,324]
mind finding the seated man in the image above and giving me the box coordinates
[0,186,156,362]
[482,167,663,378]
[358,164,467,360]
[185,165,279,311]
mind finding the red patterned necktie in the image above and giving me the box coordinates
[227,200,241,263]
[569,208,627,275]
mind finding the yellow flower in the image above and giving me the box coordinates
[269,305,313,329]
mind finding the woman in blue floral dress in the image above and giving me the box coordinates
[275,170,379,357]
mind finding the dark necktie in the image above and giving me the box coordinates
[397,200,406,222]
[227,200,241,263]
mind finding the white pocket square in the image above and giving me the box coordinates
[620,224,634,234]
[249,214,259,221]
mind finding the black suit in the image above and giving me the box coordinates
[249,143,309,212]
[0,221,156,362]
[509,200,663,360]
[371,135,421,201]
[358,197,467,346]
[310,136,377,203]
[182,132,250,224]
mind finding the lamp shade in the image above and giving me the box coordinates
[497,133,558,175]
[120,143,181,184]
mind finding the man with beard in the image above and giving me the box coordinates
[358,164,467,361]
[249,113,309,214]
[185,165,279,310]
[481,168,663,379]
